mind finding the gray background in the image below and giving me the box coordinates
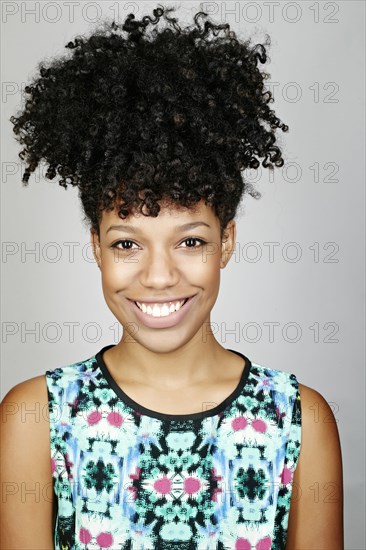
[1,1,365,547]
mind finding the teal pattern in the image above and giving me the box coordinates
[45,344,301,549]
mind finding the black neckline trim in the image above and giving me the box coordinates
[94,344,252,421]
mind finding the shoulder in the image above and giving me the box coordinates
[296,382,343,483]
[298,382,341,445]
[285,382,344,548]
[0,375,53,484]
[0,376,52,501]
[298,381,334,414]
[1,374,49,413]
[0,374,50,442]
[0,376,55,547]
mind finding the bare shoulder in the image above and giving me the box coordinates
[285,382,344,549]
[1,374,50,422]
[298,381,338,421]
[2,373,49,400]
[0,375,54,548]
[297,381,343,476]
[0,373,51,458]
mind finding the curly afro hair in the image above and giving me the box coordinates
[10,3,289,238]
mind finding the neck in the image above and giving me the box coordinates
[107,330,228,390]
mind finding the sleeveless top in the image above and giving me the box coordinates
[45,344,301,550]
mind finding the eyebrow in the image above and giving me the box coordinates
[106,221,211,234]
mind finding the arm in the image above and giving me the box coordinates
[285,383,344,549]
[0,375,55,549]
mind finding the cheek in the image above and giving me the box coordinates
[189,253,221,286]
[101,256,132,289]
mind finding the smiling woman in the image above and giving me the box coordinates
[1,4,343,550]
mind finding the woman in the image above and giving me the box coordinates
[1,5,343,548]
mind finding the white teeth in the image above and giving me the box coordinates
[136,299,187,317]
[153,305,162,317]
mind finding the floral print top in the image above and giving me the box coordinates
[45,344,301,549]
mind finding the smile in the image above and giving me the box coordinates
[135,298,189,317]
[128,295,197,329]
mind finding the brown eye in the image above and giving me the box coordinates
[180,238,206,248]
[111,240,138,250]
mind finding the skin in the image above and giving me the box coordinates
[0,199,344,548]
[90,198,244,399]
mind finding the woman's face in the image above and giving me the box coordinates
[91,199,236,354]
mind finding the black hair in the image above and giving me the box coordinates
[10,3,288,238]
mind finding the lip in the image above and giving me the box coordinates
[128,294,197,329]
[129,295,194,304]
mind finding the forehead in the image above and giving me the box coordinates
[100,199,218,231]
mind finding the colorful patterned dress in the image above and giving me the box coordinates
[45,344,301,549]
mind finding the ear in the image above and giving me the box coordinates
[90,228,102,269]
[220,219,236,269]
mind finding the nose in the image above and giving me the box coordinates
[139,246,180,289]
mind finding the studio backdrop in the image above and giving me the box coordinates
[1,1,365,548]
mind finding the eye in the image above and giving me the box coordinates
[180,237,207,248]
[110,239,139,251]
[110,237,207,251]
